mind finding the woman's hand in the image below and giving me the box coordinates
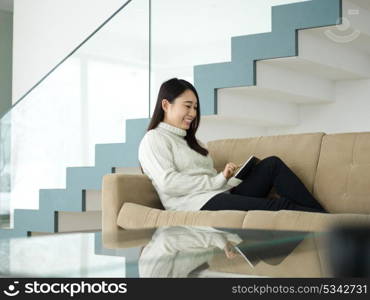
[224,241,237,259]
[223,162,238,179]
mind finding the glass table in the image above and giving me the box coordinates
[0,225,369,278]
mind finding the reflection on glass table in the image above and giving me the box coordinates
[1,225,369,278]
[138,226,315,278]
[0,231,126,277]
[0,226,324,277]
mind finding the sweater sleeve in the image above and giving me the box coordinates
[198,138,237,189]
[139,132,228,196]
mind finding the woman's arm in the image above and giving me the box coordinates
[139,132,227,196]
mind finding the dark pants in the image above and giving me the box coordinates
[200,156,327,213]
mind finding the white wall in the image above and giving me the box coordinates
[12,0,129,103]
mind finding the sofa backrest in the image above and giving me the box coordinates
[207,132,325,194]
[313,132,370,214]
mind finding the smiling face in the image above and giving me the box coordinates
[162,89,198,130]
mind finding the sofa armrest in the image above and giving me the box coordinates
[102,173,162,249]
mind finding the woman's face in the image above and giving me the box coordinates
[162,89,198,130]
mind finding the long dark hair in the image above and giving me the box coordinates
[139,78,209,174]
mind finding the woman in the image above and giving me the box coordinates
[138,78,327,213]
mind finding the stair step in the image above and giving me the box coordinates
[95,118,149,167]
[39,189,84,212]
[66,166,112,190]
[57,211,101,232]
[95,143,125,166]
[95,143,137,167]
[216,61,334,115]
[0,228,28,239]
[13,209,57,233]
[217,88,299,127]
[255,60,335,103]
[194,61,254,115]
[125,118,150,145]
[271,0,341,33]
[198,115,290,143]
[231,31,295,63]
[3,210,101,236]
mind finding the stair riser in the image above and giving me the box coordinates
[13,210,57,233]
[197,116,268,143]
[66,166,111,190]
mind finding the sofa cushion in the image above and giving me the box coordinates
[207,132,324,193]
[314,132,370,214]
[117,202,248,229]
[243,210,370,232]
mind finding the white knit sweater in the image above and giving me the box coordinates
[138,121,234,211]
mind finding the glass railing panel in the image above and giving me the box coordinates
[0,0,149,227]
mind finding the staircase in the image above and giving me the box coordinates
[196,0,370,142]
[1,0,369,240]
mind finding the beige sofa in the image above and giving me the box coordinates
[102,131,370,277]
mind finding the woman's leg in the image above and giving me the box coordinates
[200,192,325,213]
[230,156,326,211]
